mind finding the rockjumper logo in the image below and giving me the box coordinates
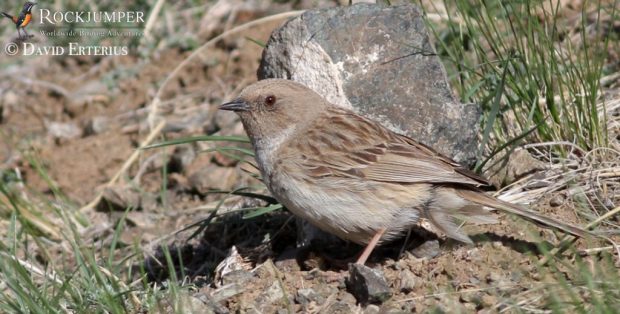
[39,9,145,25]
[1,1,36,40]
[3,3,144,56]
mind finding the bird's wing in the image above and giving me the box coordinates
[16,12,26,26]
[291,108,489,187]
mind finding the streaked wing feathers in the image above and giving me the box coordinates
[295,109,489,187]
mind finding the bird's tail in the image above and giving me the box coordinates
[1,12,13,20]
[456,189,590,238]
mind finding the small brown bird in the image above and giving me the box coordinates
[220,79,587,265]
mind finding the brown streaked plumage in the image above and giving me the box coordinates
[220,79,589,265]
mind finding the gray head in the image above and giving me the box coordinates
[219,79,329,140]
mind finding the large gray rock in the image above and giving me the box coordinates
[258,3,480,165]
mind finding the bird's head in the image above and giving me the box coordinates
[219,79,329,141]
[24,2,36,13]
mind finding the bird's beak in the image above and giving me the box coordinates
[219,99,249,112]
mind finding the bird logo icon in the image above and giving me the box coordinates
[2,2,36,40]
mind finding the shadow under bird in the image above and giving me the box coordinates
[1,2,36,40]
[220,79,589,265]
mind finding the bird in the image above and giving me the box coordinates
[2,2,36,40]
[219,79,589,265]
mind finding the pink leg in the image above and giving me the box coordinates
[355,228,386,265]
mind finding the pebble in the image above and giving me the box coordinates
[460,291,481,304]
[346,264,391,304]
[481,294,498,307]
[47,121,82,140]
[296,288,323,306]
[83,116,110,136]
[169,144,196,173]
[221,270,255,286]
[189,165,238,194]
[98,185,141,211]
[328,301,359,313]
[363,304,380,314]
[486,271,502,283]
[549,195,565,207]
[399,269,417,293]
[211,283,247,303]
[410,239,441,259]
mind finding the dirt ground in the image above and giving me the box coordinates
[1,1,619,313]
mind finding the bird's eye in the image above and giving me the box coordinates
[265,95,276,106]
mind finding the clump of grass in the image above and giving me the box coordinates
[0,154,205,313]
[423,0,617,161]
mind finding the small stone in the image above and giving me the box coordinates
[363,304,381,314]
[169,145,196,173]
[481,294,498,307]
[410,239,441,259]
[463,302,477,311]
[212,150,240,167]
[399,269,417,293]
[194,293,230,314]
[296,288,323,306]
[384,306,407,314]
[66,81,111,115]
[186,295,216,314]
[401,300,416,312]
[211,283,247,302]
[98,185,141,211]
[185,153,212,176]
[486,271,502,283]
[220,270,255,286]
[47,121,82,140]
[549,195,564,207]
[1,91,14,121]
[167,173,190,190]
[84,116,110,136]
[275,248,302,273]
[126,211,158,229]
[261,282,284,304]
[460,291,481,304]
[469,276,480,285]
[140,193,158,212]
[214,246,253,287]
[487,149,545,186]
[189,165,238,194]
[3,90,19,107]
[511,271,523,283]
[328,301,358,313]
[346,264,391,304]
[339,291,358,304]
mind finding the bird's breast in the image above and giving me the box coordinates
[21,14,31,27]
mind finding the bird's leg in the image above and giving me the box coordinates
[22,28,30,38]
[355,228,386,265]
